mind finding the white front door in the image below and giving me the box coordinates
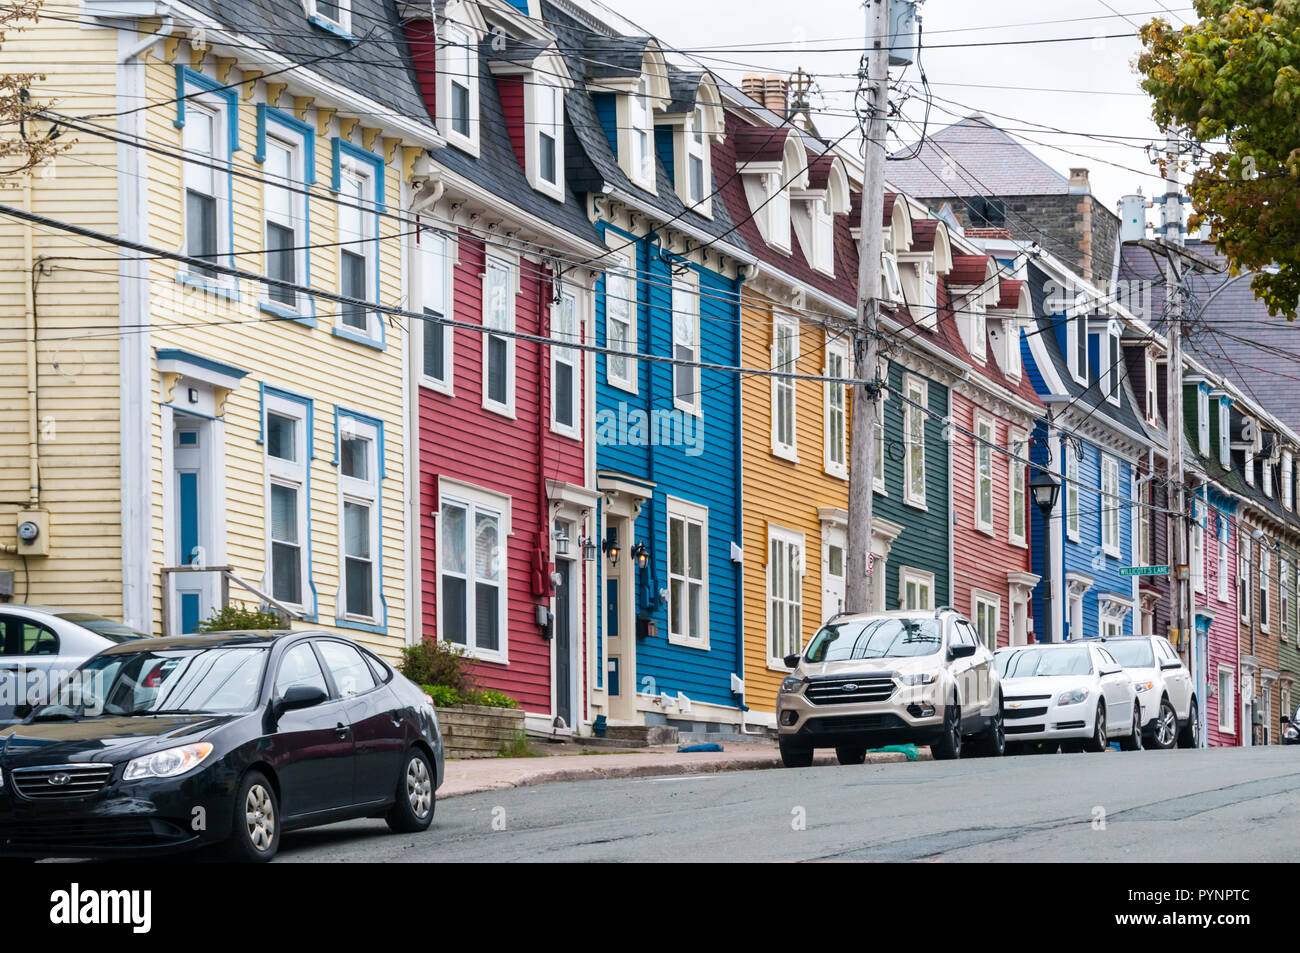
[1242,674,1254,747]
[604,514,637,724]
[822,529,846,623]
[169,411,218,633]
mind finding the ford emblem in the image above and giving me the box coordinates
[841,683,859,693]
[48,772,72,786]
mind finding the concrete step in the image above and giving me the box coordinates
[603,724,680,746]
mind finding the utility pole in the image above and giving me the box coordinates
[847,0,890,613]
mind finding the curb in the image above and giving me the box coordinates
[439,749,926,799]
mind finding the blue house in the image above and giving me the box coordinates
[1023,255,1163,643]
[548,5,756,730]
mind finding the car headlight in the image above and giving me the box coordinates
[123,742,214,781]
[1286,726,1299,740]
[900,672,939,686]
[1057,688,1090,706]
[779,677,804,695]
[1133,680,1155,693]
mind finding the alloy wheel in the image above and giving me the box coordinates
[245,783,276,853]
[1094,706,1107,750]
[406,756,433,819]
[948,704,962,757]
[1157,700,1177,748]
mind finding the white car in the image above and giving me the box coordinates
[995,642,1143,753]
[0,605,149,723]
[1099,635,1199,750]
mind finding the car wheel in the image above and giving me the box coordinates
[971,697,1005,757]
[1150,697,1177,750]
[835,745,867,765]
[779,737,814,768]
[1177,698,1200,749]
[930,700,962,761]
[226,770,280,863]
[1120,703,1145,751]
[386,748,436,834]
[1084,703,1108,753]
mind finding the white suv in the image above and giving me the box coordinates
[1100,635,1198,749]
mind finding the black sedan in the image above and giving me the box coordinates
[0,630,444,862]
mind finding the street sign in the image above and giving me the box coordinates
[1119,565,1170,577]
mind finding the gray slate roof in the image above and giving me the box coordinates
[887,115,1070,198]
[202,0,432,131]
[1117,241,1300,436]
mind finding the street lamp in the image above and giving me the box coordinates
[1029,469,1062,643]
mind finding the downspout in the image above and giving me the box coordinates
[732,273,748,732]
[642,234,656,617]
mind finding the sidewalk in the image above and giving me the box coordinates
[438,742,927,799]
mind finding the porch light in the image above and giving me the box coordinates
[602,528,621,567]
[581,537,599,562]
[552,528,571,557]
[632,542,649,570]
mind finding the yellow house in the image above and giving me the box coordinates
[0,1,444,660]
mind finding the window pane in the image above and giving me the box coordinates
[344,501,370,559]
[270,484,298,543]
[539,132,556,184]
[443,577,467,644]
[688,521,703,580]
[186,190,218,274]
[689,582,702,638]
[267,413,296,462]
[274,643,326,697]
[423,308,445,381]
[318,640,377,697]
[441,503,467,574]
[452,83,471,137]
[475,511,500,582]
[271,541,301,605]
[475,582,500,651]
[488,336,509,404]
[669,517,684,575]
[267,221,296,304]
[345,558,373,617]
[555,361,574,427]
[340,435,369,481]
[341,250,368,329]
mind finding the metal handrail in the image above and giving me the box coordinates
[160,565,304,636]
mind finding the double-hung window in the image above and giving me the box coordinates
[1240,535,1252,623]
[604,258,636,392]
[418,229,452,392]
[685,105,710,208]
[1106,326,1122,405]
[1217,514,1230,603]
[672,272,700,415]
[1282,556,1291,641]
[1145,350,1159,424]
[1009,429,1027,546]
[264,391,311,614]
[771,314,798,460]
[531,82,564,198]
[903,374,927,507]
[1101,455,1120,557]
[975,415,995,533]
[967,298,987,362]
[812,198,835,275]
[261,123,309,314]
[482,257,516,415]
[1285,451,1295,511]
[181,93,230,283]
[824,337,848,479]
[439,485,509,660]
[667,498,708,647]
[900,567,934,611]
[1198,387,1211,456]
[1066,443,1080,541]
[1219,401,1231,466]
[1261,545,1271,631]
[335,149,381,343]
[1138,480,1152,566]
[442,24,479,151]
[1217,666,1235,732]
[337,413,382,626]
[1072,313,1088,383]
[973,592,1000,650]
[308,0,351,35]
[1192,496,1206,594]
[551,290,580,436]
[768,526,804,666]
[627,76,654,187]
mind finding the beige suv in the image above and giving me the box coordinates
[776,608,1005,766]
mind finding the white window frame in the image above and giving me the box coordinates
[671,270,701,417]
[1070,312,1088,385]
[337,158,381,342]
[625,74,655,191]
[1138,480,1152,567]
[527,79,565,201]
[811,197,835,276]
[974,413,995,534]
[965,296,987,363]
[1198,386,1211,457]
[438,482,511,663]
[263,393,311,615]
[902,374,927,509]
[1240,535,1252,623]
[1284,450,1295,511]
[1264,456,1275,499]
[261,130,308,315]
[1100,615,1122,641]
[771,313,798,461]
[1002,318,1022,382]
[603,256,637,393]
[1066,442,1081,542]
[766,172,791,254]
[418,230,454,395]
[824,336,849,480]
[1145,350,1159,425]
[1218,400,1231,466]
[181,96,232,287]
[481,256,517,417]
[900,566,935,611]
[550,288,581,438]
[440,22,480,155]
[1282,555,1291,642]
[681,105,711,215]
[1246,439,1256,487]
[1261,544,1271,632]
[666,496,709,649]
[1009,428,1027,547]
[336,414,381,626]
[306,0,351,35]
[917,261,938,330]
[973,590,1000,650]
[1101,454,1121,558]
[1105,325,1122,407]
[1217,513,1230,603]
[767,525,805,669]
[1192,495,1206,594]
[1217,665,1235,732]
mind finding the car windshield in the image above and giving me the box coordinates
[1103,640,1155,668]
[804,617,942,663]
[52,612,150,643]
[996,646,1093,678]
[33,647,267,720]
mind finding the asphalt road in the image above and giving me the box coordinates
[262,745,1300,863]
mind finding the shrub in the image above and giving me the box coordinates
[497,730,535,758]
[465,688,519,710]
[399,639,476,695]
[195,604,283,633]
[423,685,462,708]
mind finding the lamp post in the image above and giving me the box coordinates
[1030,469,1063,643]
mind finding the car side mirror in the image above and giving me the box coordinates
[782,653,802,669]
[1160,661,1182,671]
[1282,715,1291,725]
[276,684,328,715]
[948,642,977,660]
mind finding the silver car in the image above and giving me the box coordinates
[0,605,148,723]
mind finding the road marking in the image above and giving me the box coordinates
[629,774,728,784]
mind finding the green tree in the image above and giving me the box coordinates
[1138,1,1300,317]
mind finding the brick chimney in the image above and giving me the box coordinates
[1068,168,1091,195]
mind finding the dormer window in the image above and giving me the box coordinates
[792,153,847,276]
[990,280,1029,382]
[968,297,986,362]
[629,76,653,185]
[737,130,803,255]
[440,21,480,153]
[536,84,561,188]
[881,244,903,304]
[1105,323,1122,406]
[1197,385,1210,456]
[307,0,352,38]
[919,262,937,318]
[1218,399,1230,465]
[1145,349,1159,425]
[687,107,708,204]
[490,43,573,200]
[1070,311,1088,384]
[948,255,996,363]
[666,76,721,214]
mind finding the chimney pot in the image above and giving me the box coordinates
[1068,168,1091,194]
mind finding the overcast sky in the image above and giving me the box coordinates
[598,0,1197,217]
